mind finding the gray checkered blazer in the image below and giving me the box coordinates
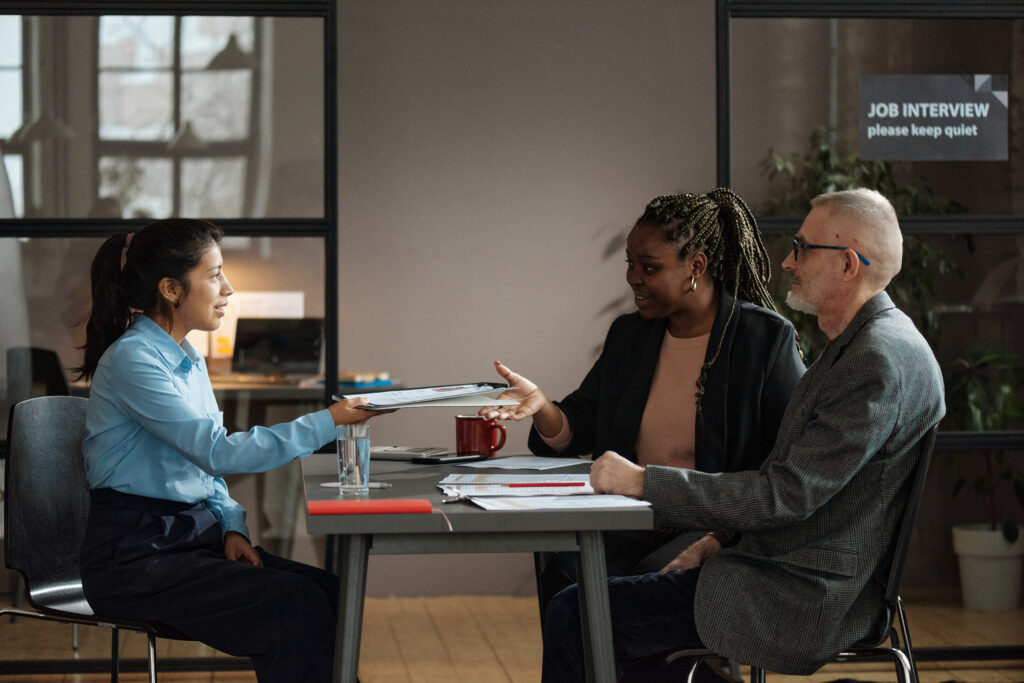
[643,292,945,674]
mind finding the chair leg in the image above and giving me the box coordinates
[72,622,79,650]
[111,626,120,683]
[147,632,158,683]
[895,596,920,683]
[750,666,766,683]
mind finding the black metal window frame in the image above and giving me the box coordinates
[0,0,339,408]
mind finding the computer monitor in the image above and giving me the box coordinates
[230,317,323,375]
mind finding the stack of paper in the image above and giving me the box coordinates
[438,473,594,497]
[437,473,651,511]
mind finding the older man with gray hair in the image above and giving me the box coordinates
[542,188,945,682]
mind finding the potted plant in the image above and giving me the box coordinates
[944,347,1024,610]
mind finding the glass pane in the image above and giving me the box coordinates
[181,16,254,69]
[99,71,173,140]
[99,156,172,219]
[99,16,173,69]
[181,72,251,140]
[13,15,323,219]
[0,16,21,65]
[0,70,22,137]
[2,154,23,218]
[730,17,1022,217]
[181,157,246,217]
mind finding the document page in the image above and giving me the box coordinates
[335,382,516,409]
[469,495,652,511]
[438,473,593,497]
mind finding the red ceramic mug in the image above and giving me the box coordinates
[455,415,507,458]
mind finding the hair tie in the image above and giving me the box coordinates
[120,232,135,272]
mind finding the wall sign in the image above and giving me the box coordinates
[859,74,1008,161]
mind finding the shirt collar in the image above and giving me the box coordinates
[131,314,202,373]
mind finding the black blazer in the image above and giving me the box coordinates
[529,289,805,474]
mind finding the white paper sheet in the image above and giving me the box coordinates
[468,495,651,511]
[438,472,593,497]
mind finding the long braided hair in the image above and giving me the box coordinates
[636,188,784,413]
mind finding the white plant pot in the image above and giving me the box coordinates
[952,523,1024,610]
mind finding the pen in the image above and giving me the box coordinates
[506,482,586,488]
[320,482,393,489]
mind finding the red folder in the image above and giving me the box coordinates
[307,498,433,515]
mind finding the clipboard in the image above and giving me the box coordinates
[332,381,519,410]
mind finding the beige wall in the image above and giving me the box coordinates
[319,0,717,595]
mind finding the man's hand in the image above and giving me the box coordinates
[590,451,645,497]
[224,531,262,566]
[659,534,723,573]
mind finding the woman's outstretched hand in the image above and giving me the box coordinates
[328,396,396,425]
[478,361,551,421]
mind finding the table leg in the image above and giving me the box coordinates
[333,534,370,683]
[575,530,615,683]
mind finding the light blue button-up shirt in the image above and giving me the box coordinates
[83,314,336,539]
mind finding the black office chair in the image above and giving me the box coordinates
[665,425,939,683]
[2,395,191,682]
[3,347,71,612]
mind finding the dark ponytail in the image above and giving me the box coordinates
[74,218,223,381]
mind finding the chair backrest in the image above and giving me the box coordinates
[6,347,71,403]
[3,395,93,615]
[882,425,938,606]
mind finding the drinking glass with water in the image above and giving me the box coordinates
[337,423,371,493]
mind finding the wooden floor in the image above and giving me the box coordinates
[0,589,1021,682]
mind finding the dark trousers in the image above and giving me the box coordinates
[542,567,705,683]
[80,489,340,683]
[537,529,701,618]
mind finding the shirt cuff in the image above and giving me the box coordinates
[310,409,338,447]
[537,407,572,452]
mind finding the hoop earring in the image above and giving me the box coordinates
[174,299,181,308]
[689,275,697,293]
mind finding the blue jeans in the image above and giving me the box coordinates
[542,567,705,683]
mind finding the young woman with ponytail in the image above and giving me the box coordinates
[74,218,387,682]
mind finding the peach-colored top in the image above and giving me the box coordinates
[539,330,710,469]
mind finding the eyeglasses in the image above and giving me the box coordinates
[791,238,871,266]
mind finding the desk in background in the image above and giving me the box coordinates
[302,454,653,683]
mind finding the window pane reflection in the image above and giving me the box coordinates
[182,72,252,140]
[180,16,254,69]
[99,156,172,219]
[182,157,246,217]
[0,71,22,138]
[99,16,173,69]
[99,72,173,140]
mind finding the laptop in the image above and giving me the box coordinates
[225,317,323,382]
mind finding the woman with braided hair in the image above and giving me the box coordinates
[482,189,804,618]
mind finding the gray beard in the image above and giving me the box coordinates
[786,290,818,315]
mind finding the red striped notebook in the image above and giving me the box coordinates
[307,499,433,515]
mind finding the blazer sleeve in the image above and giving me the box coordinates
[642,340,903,532]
